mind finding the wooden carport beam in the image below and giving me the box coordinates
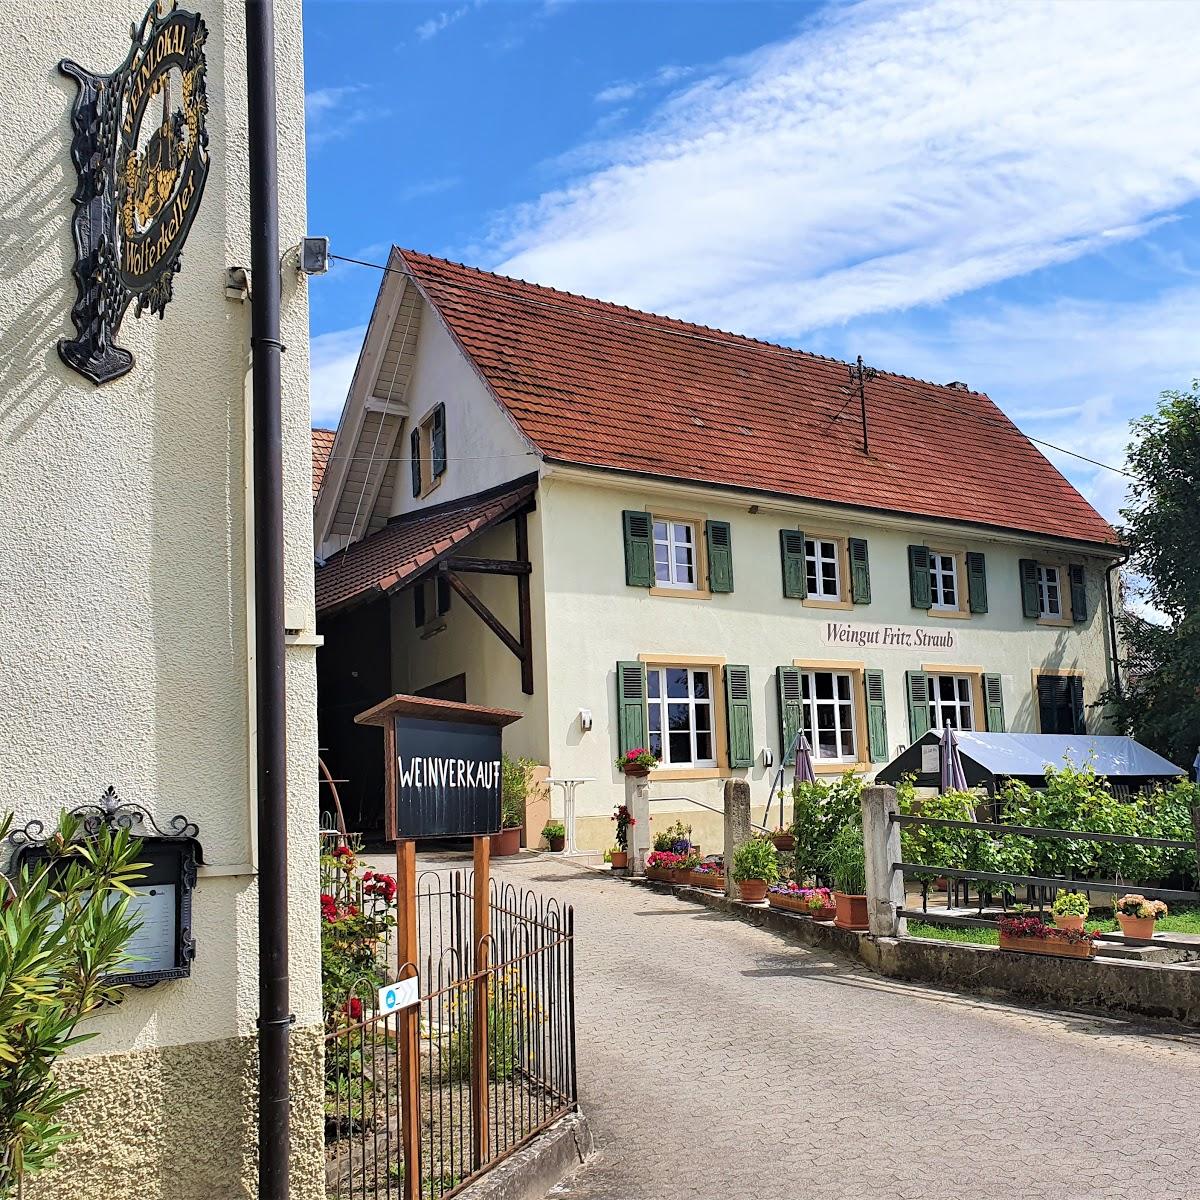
[443,555,531,576]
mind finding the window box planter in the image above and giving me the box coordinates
[693,871,725,891]
[833,892,869,931]
[998,932,1096,959]
[768,893,836,921]
[491,826,521,857]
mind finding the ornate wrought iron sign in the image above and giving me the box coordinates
[58,1,210,385]
[8,787,202,988]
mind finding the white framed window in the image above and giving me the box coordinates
[800,670,857,762]
[1038,564,1062,618]
[653,520,697,589]
[927,674,974,731]
[929,552,959,610]
[804,538,841,600]
[647,667,716,767]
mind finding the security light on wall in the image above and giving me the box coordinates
[297,236,330,275]
[761,747,774,769]
[578,709,593,733]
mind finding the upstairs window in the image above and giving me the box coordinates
[653,520,697,589]
[647,666,716,766]
[804,538,841,600]
[410,403,447,498]
[1037,564,1062,619]
[929,552,959,610]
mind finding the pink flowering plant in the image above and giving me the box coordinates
[647,850,685,871]
[616,747,659,771]
[692,860,724,876]
[1114,894,1168,920]
[768,882,834,911]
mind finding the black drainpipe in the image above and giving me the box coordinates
[1104,551,1129,700]
[246,3,290,1198]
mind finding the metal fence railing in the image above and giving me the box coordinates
[323,868,577,1200]
[891,810,1200,953]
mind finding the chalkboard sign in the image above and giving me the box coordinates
[356,695,523,840]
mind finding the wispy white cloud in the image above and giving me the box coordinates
[396,176,461,204]
[310,325,367,427]
[492,0,1200,338]
[306,84,378,148]
[594,64,695,105]
[416,1,479,41]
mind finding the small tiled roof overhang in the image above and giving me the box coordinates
[397,249,1119,550]
[312,427,336,496]
[315,478,537,617]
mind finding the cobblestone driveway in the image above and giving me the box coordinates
[492,857,1200,1200]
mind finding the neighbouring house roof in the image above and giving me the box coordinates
[312,427,336,496]
[394,249,1118,549]
[315,478,537,616]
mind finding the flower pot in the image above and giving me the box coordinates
[1116,912,1158,941]
[771,832,795,851]
[999,933,1096,959]
[645,865,667,882]
[701,874,725,892]
[610,851,629,870]
[833,892,869,931]
[1053,914,1086,933]
[737,879,769,903]
[490,826,521,857]
[622,765,650,778]
[548,835,566,853]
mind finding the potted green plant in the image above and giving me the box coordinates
[542,821,566,852]
[998,915,1097,959]
[824,823,868,931]
[611,804,634,869]
[1051,890,1090,932]
[616,747,659,778]
[492,754,530,857]
[1114,894,1167,941]
[731,835,780,903]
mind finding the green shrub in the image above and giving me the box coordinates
[542,822,565,840]
[789,770,863,882]
[823,822,867,894]
[501,754,538,830]
[731,836,781,884]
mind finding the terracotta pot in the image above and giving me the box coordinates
[1053,913,1086,933]
[645,865,666,881]
[1117,912,1158,941]
[490,826,521,857]
[999,932,1096,959]
[548,835,565,852]
[622,765,650,778]
[610,851,629,870]
[833,892,869,931]
[737,879,769,903]
[771,832,795,851]
[701,874,726,891]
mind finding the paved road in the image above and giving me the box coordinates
[489,856,1200,1200]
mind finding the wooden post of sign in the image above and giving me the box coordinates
[470,834,491,1168]
[395,838,420,1200]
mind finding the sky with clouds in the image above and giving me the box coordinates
[303,0,1200,527]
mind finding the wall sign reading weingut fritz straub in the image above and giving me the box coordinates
[58,0,210,384]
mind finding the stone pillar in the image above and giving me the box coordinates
[861,785,907,937]
[625,773,652,877]
[723,778,752,899]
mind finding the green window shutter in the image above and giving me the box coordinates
[616,661,648,756]
[966,551,988,614]
[780,529,807,598]
[864,669,887,762]
[724,665,754,767]
[431,403,447,479]
[1019,559,1040,618]
[905,670,931,741]
[1069,564,1087,622]
[410,428,422,497]
[776,666,802,764]
[983,673,1005,732]
[706,520,734,593]
[622,511,653,588]
[1070,675,1087,734]
[908,545,931,609]
[848,537,871,604]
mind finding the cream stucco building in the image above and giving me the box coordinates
[0,1,322,1195]
[313,249,1122,851]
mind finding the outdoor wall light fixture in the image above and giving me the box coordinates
[761,747,774,768]
[299,236,330,275]
[578,708,593,733]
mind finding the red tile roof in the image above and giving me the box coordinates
[315,480,536,615]
[311,427,336,496]
[397,249,1117,548]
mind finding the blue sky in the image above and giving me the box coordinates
[304,0,1200,525]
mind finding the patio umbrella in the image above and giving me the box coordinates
[795,734,817,786]
[939,722,968,793]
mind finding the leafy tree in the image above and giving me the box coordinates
[1103,382,1200,768]
[0,814,144,1196]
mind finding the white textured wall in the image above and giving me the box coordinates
[0,0,321,1051]
[537,471,1116,832]
[386,307,536,518]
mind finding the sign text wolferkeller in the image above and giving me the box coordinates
[58,1,210,385]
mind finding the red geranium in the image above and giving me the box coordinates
[344,997,363,1020]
